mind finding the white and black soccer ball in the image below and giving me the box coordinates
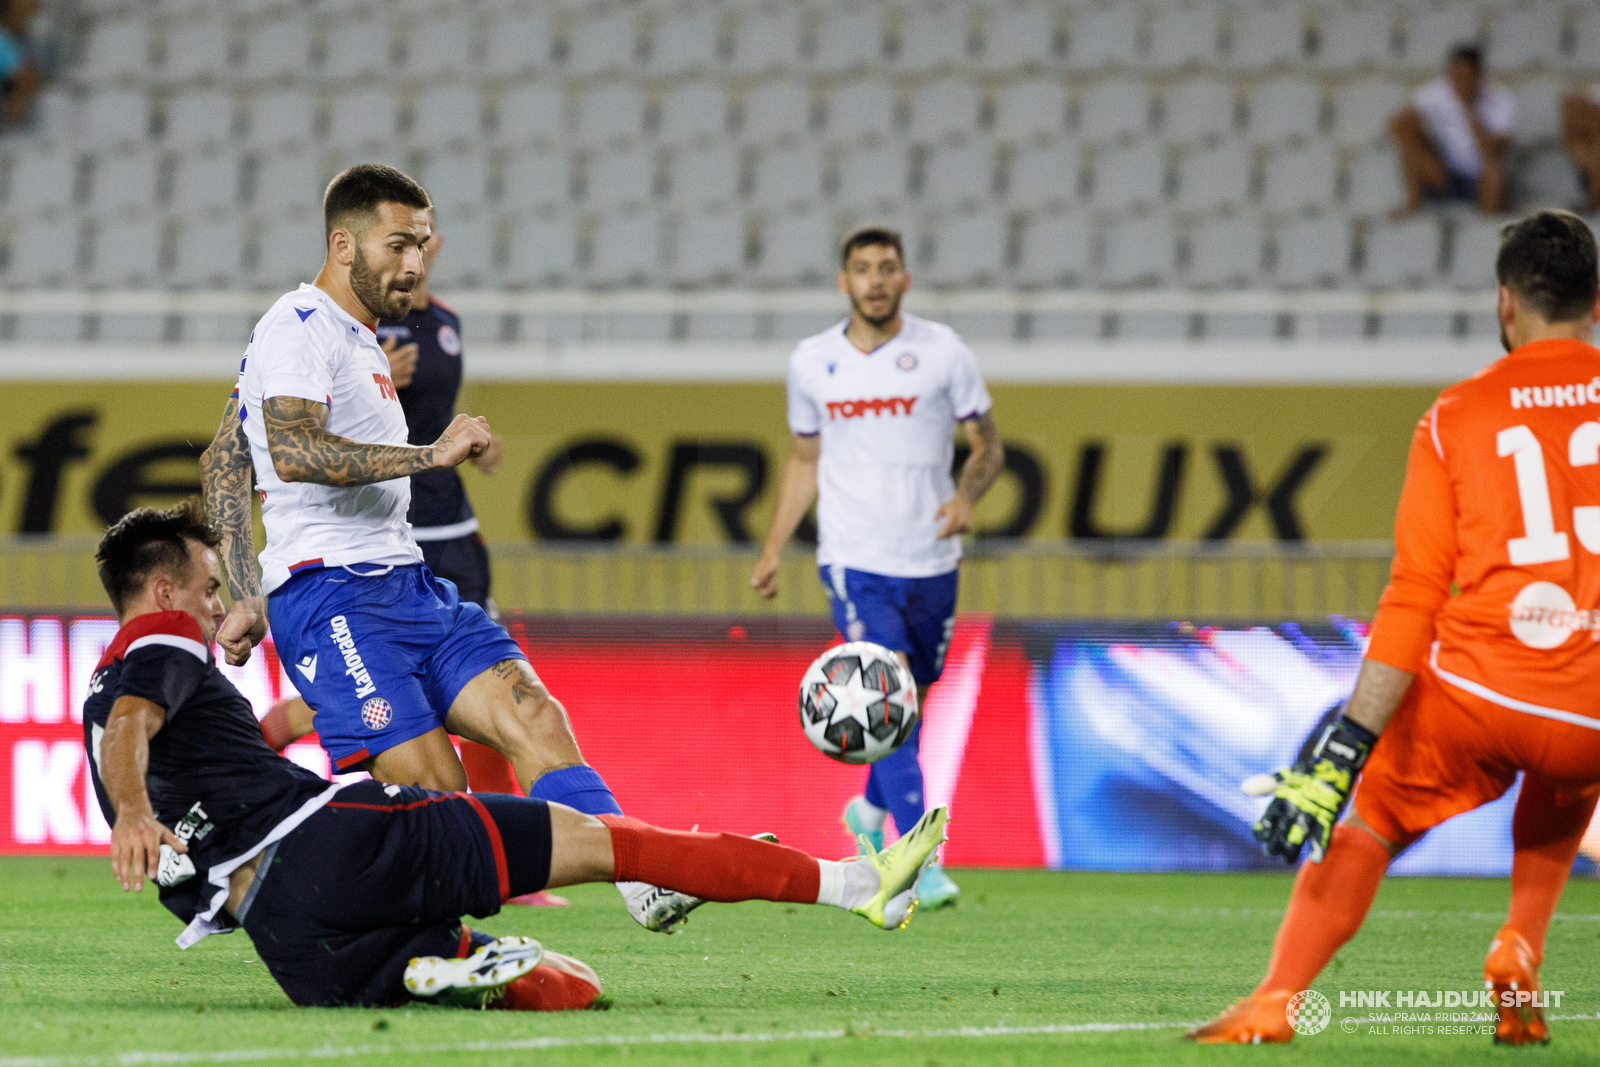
[797,641,918,765]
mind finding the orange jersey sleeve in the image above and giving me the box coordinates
[1366,406,1458,673]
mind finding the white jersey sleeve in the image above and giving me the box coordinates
[254,311,335,406]
[787,348,825,436]
[949,340,993,421]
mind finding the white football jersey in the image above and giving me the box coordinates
[787,312,993,578]
[237,283,422,593]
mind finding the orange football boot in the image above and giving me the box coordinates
[1185,990,1295,1043]
[1484,926,1551,1046]
[493,951,603,1011]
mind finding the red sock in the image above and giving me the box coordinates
[259,699,299,752]
[599,815,820,904]
[1507,776,1600,963]
[460,739,521,795]
[1258,824,1390,993]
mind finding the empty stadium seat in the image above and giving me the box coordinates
[1363,215,1442,287]
[1518,146,1584,210]
[81,16,150,82]
[587,212,660,285]
[329,89,400,147]
[574,85,646,146]
[1399,5,1480,69]
[89,216,163,287]
[405,15,476,82]
[503,213,578,287]
[161,18,230,84]
[1146,5,1220,70]
[585,145,656,210]
[658,85,728,143]
[1312,8,1394,70]
[1175,142,1252,212]
[668,144,740,209]
[249,151,320,215]
[1078,78,1152,142]
[8,151,78,214]
[482,12,552,76]
[500,149,569,213]
[909,79,981,143]
[922,211,1007,286]
[731,8,803,73]
[670,211,745,284]
[1246,78,1321,143]
[1332,79,1406,147]
[1226,6,1304,70]
[426,210,496,289]
[742,82,811,142]
[250,215,324,288]
[242,17,313,81]
[921,142,995,209]
[1273,214,1352,286]
[650,11,721,75]
[422,152,491,217]
[412,87,483,148]
[495,84,564,147]
[322,16,394,81]
[8,217,79,285]
[814,8,886,73]
[993,79,1068,141]
[1091,143,1165,212]
[1486,5,1566,71]
[835,143,911,212]
[751,145,824,210]
[163,92,234,150]
[1574,7,1600,70]
[80,90,151,150]
[1005,142,1079,210]
[172,153,240,214]
[1101,214,1175,286]
[1014,211,1090,285]
[247,90,318,148]
[824,81,896,142]
[1346,144,1405,215]
[1513,79,1566,144]
[1186,215,1264,286]
[1063,6,1134,72]
[1261,143,1337,214]
[1163,78,1237,142]
[754,211,834,285]
[567,11,637,77]
[89,152,158,213]
[1449,215,1506,289]
[896,8,971,70]
[170,216,244,288]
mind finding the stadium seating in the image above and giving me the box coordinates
[1,0,1596,308]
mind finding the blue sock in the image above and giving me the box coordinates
[865,722,925,837]
[526,765,623,817]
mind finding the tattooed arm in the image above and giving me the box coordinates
[200,395,268,666]
[935,411,1006,539]
[262,396,491,486]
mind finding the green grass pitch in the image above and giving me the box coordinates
[3,858,1599,1066]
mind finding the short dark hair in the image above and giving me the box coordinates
[841,227,905,268]
[1448,43,1483,71]
[1496,210,1599,324]
[95,499,221,615]
[323,164,432,241]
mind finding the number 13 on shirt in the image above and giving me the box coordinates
[1498,421,1600,565]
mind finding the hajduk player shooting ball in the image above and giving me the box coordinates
[199,164,697,933]
[751,227,1006,910]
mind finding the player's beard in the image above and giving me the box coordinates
[851,291,901,330]
[349,246,413,322]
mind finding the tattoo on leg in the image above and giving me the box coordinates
[490,659,542,705]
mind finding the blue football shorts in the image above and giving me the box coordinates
[819,564,959,687]
[268,563,525,770]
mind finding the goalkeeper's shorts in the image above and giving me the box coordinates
[1352,664,1600,846]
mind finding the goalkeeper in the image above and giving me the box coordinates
[1190,211,1600,1047]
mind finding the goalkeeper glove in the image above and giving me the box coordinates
[1244,715,1378,864]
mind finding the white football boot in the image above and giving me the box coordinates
[403,935,544,1008]
[619,832,780,933]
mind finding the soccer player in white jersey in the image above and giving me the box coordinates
[750,227,1005,909]
[199,164,696,932]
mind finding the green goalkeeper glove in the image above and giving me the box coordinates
[1243,715,1378,864]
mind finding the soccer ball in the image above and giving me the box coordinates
[797,641,918,765]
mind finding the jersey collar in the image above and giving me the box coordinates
[302,282,379,337]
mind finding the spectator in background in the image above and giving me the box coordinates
[1389,44,1514,215]
[1563,86,1600,214]
[0,0,39,128]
